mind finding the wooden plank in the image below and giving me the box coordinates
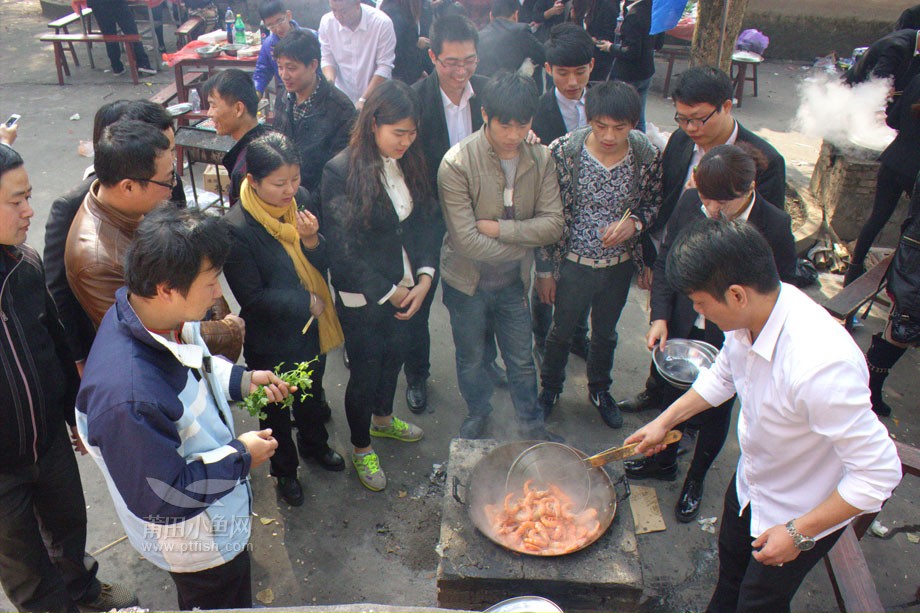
[824,525,884,613]
[40,33,140,44]
[48,13,82,29]
[895,440,920,478]
[823,254,893,322]
[629,485,667,535]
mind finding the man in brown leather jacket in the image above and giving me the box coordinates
[65,120,244,362]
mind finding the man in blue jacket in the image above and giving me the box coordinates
[0,145,137,611]
[76,207,293,610]
[253,0,316,98]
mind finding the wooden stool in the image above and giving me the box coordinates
[657,45,690,98]
[730,52,763,108]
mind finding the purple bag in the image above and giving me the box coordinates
[735,29,769,55]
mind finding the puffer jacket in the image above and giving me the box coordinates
[0,244,79,469]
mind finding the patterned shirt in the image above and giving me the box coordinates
[568,146,635,259]
[290,73,327,125]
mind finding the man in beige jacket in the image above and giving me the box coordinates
[439,72,564,441]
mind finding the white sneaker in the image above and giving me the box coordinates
[138,67,157,75]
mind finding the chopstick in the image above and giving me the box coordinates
[301,315,315,335]
[610,208,633,236]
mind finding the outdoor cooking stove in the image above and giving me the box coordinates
[436,439,643,612]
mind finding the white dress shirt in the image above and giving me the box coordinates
[554,87,586,134]
[338,158,434,307]
[692,284,902,540]
[440,80,475,147]
[318,4,396,104]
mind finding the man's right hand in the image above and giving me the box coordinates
[388,286,411,309]
[535,276,556,305]
[238,429,278,468]
[647,319,668,351]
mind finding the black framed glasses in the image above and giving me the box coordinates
[673,107,719,129]
[128,170,177,190]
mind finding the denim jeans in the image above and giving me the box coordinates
[443,281,542,424]
[541,259,634,395]
[623,77,652,133]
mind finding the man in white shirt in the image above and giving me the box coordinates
[319,0,397,109]
[626,219,902,612]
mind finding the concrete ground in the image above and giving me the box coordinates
[1,0,918,610]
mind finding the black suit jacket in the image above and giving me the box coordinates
[648,122,786,265]
[879,72,920,181]
[476,19,546,78]
[412,72,488,192]
[845,29,920,94]
[532,89,568,145]
[320,150,440,303]
[650,189,797,344]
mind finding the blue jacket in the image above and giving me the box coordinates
[77,287,253,573]
[253,21,316,94]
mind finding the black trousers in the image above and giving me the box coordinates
[0,425,100,613]
[708,476,843,613]
[169,550,251,610]
[254,353,329,478]
[87,0,152,70]
[850,163,914,277]
[339,300,408,448]
[531,287,589,348]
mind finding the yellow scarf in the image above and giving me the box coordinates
[240,178,344,354]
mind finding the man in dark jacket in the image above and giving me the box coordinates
[476,0,546,86]
[607,0,655,132]
[0,145,137,613]
[273,30,356,197]
[845,29,920,96]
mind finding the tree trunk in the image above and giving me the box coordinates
[690,0,750,74]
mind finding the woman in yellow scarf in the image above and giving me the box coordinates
[223,132,345,507]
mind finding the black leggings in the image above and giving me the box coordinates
[849,163,913,278]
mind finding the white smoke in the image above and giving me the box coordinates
[794,74,897,154]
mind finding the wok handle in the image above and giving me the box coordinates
[614,473,631,503]
[451,476,467,505]
[585,430,683,468]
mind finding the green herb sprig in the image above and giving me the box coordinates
[241,359,316,419]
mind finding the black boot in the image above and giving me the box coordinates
[865,333,906,417]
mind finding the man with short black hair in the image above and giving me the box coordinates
[204,69,272,204]
[627,219,902,613]
[77,207,292,610]
[253,0,317,98]
[274,30,356,196]
[476,0,546,82]
[319,0,397,108]
[619,65,785,415]
[439,73,564,441]
[536,81,661,429]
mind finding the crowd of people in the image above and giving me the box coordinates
[0,0,913,611]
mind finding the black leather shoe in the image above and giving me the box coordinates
[277,476,304,506]
[590,391,624,429]
[538,389,559,419]
[312,447,346,471]
[342,349,350,370]
[485,361,508,387]
[676,477,704,522]
[459,415,488,439]
[406,380,428,414]
[624,456,678,481]
[570,335,589,360]
[617,390,662,414]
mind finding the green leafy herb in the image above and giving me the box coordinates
[241,359,316,419]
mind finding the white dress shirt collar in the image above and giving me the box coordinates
[554,87,587,133]
[440,80,476,147]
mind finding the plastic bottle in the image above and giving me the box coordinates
[188,89,201,112]
[225,8,234,44]
[234,14,246,44]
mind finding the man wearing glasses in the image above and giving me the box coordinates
[618,66,785,415]
[65,120,179,328]
[404,15,507,414]
[253,1,317,100]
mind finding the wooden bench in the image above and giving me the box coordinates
[656,44,690,98]
[824,440,920,612]
[174,16,203,48]
[41,33,141,85]
[822,254,893,330]
[149,70,207,106]
[47,9,95,68]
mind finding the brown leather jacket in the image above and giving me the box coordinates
[64,183,244,361]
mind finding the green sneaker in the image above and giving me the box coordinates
[352,451,387,491]
[370,416,424,442]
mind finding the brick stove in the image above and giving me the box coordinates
[810,140,909,246]
[436,439,643,612]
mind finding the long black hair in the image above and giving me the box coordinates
[346,79,430,228]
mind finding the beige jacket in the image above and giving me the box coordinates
[438,127,563,296]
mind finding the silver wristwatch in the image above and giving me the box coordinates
[785,519,816,551]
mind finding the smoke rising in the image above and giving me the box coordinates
[795,74,897,154]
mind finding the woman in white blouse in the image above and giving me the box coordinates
[320,80,440,491]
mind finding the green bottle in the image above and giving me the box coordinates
[233,14,246,44]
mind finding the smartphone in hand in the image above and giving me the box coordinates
[5,114,20,128]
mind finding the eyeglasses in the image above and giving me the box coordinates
[436,56,479,71]
[128,170,177,190]
[264,16,288,30]
[673,107,719,129]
